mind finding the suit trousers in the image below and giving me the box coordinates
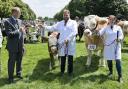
[61,55,73,74]
[8,51,23,80]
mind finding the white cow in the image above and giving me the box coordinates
[48,32,60,70]
[117,20,128,36]
[83,15,108,67]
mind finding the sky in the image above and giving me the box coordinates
[22,0,71,18]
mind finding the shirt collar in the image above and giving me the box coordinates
[63,18,71,24]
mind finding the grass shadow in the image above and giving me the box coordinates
[56,55,100,85]
[122,41,128,47]
[70,74,108,85]
[74,55,100,74]
[0,78,9,86]
[76,40,84,43]
[29,58,51,81]
[122,48,128,53]
[29,54,102,85]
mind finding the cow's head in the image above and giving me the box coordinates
[117,21,128,35]
[123,21,128,34]
[83,15,98,36]
[48,32,60,55]
[83,15,108,37]
[84,15,98,30]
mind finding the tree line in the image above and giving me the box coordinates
[0,0,36,20]
[54,0,128,20]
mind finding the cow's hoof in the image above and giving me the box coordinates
[98,65,106,67]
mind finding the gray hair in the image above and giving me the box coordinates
[12,7,20,13]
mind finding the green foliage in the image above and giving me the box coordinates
[84,0,128,17]
[0,37,128,89]
[0,0,36,20]
[54,0,128,20]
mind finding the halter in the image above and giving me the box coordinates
[50,45,57,48]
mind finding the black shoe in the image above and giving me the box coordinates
[117,77,123,83]
[8,79,14,84]
[16,75,23,79]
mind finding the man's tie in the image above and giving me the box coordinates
[16,20,19,29]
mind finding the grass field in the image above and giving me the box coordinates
[0,37,128,89]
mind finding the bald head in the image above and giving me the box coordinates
[12,7,21,19]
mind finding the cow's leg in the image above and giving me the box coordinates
[79,33,82,41]
[96,50,100,56]
[49,53,55,70]
[53,54,59,67]
[99,50,106,67]
[86,49,92,67]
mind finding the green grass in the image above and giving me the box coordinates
[0,37,128,89]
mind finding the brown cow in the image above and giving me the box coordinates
[48,32,60,70]
[83,15,108,67]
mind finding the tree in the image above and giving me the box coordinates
[84,0,128,18]
[54,0,128,20]
[0,0,36,20]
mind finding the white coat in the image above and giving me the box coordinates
[99,25,124,60]
[45,19,78,56]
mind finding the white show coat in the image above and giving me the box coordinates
[99,25,124,60]
[45,19,78,56]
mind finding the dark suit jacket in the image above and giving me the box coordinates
[4,16,24,52]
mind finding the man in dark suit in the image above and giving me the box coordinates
[4,7,25,83]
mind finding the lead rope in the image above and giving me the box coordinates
[115,31,119,59]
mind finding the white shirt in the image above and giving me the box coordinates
[99,25,124,60]
[45,19,78,56]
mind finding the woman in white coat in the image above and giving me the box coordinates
[44,10,77,76]
[99,15,124,83]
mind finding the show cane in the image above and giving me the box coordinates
[115,31,119,58]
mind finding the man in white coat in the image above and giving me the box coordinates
[98,15,124,83]
[44,10,77,76]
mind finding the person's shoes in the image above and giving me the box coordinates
[117,77,123,83]
[8,79,14,84]
[16,75,23,79]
